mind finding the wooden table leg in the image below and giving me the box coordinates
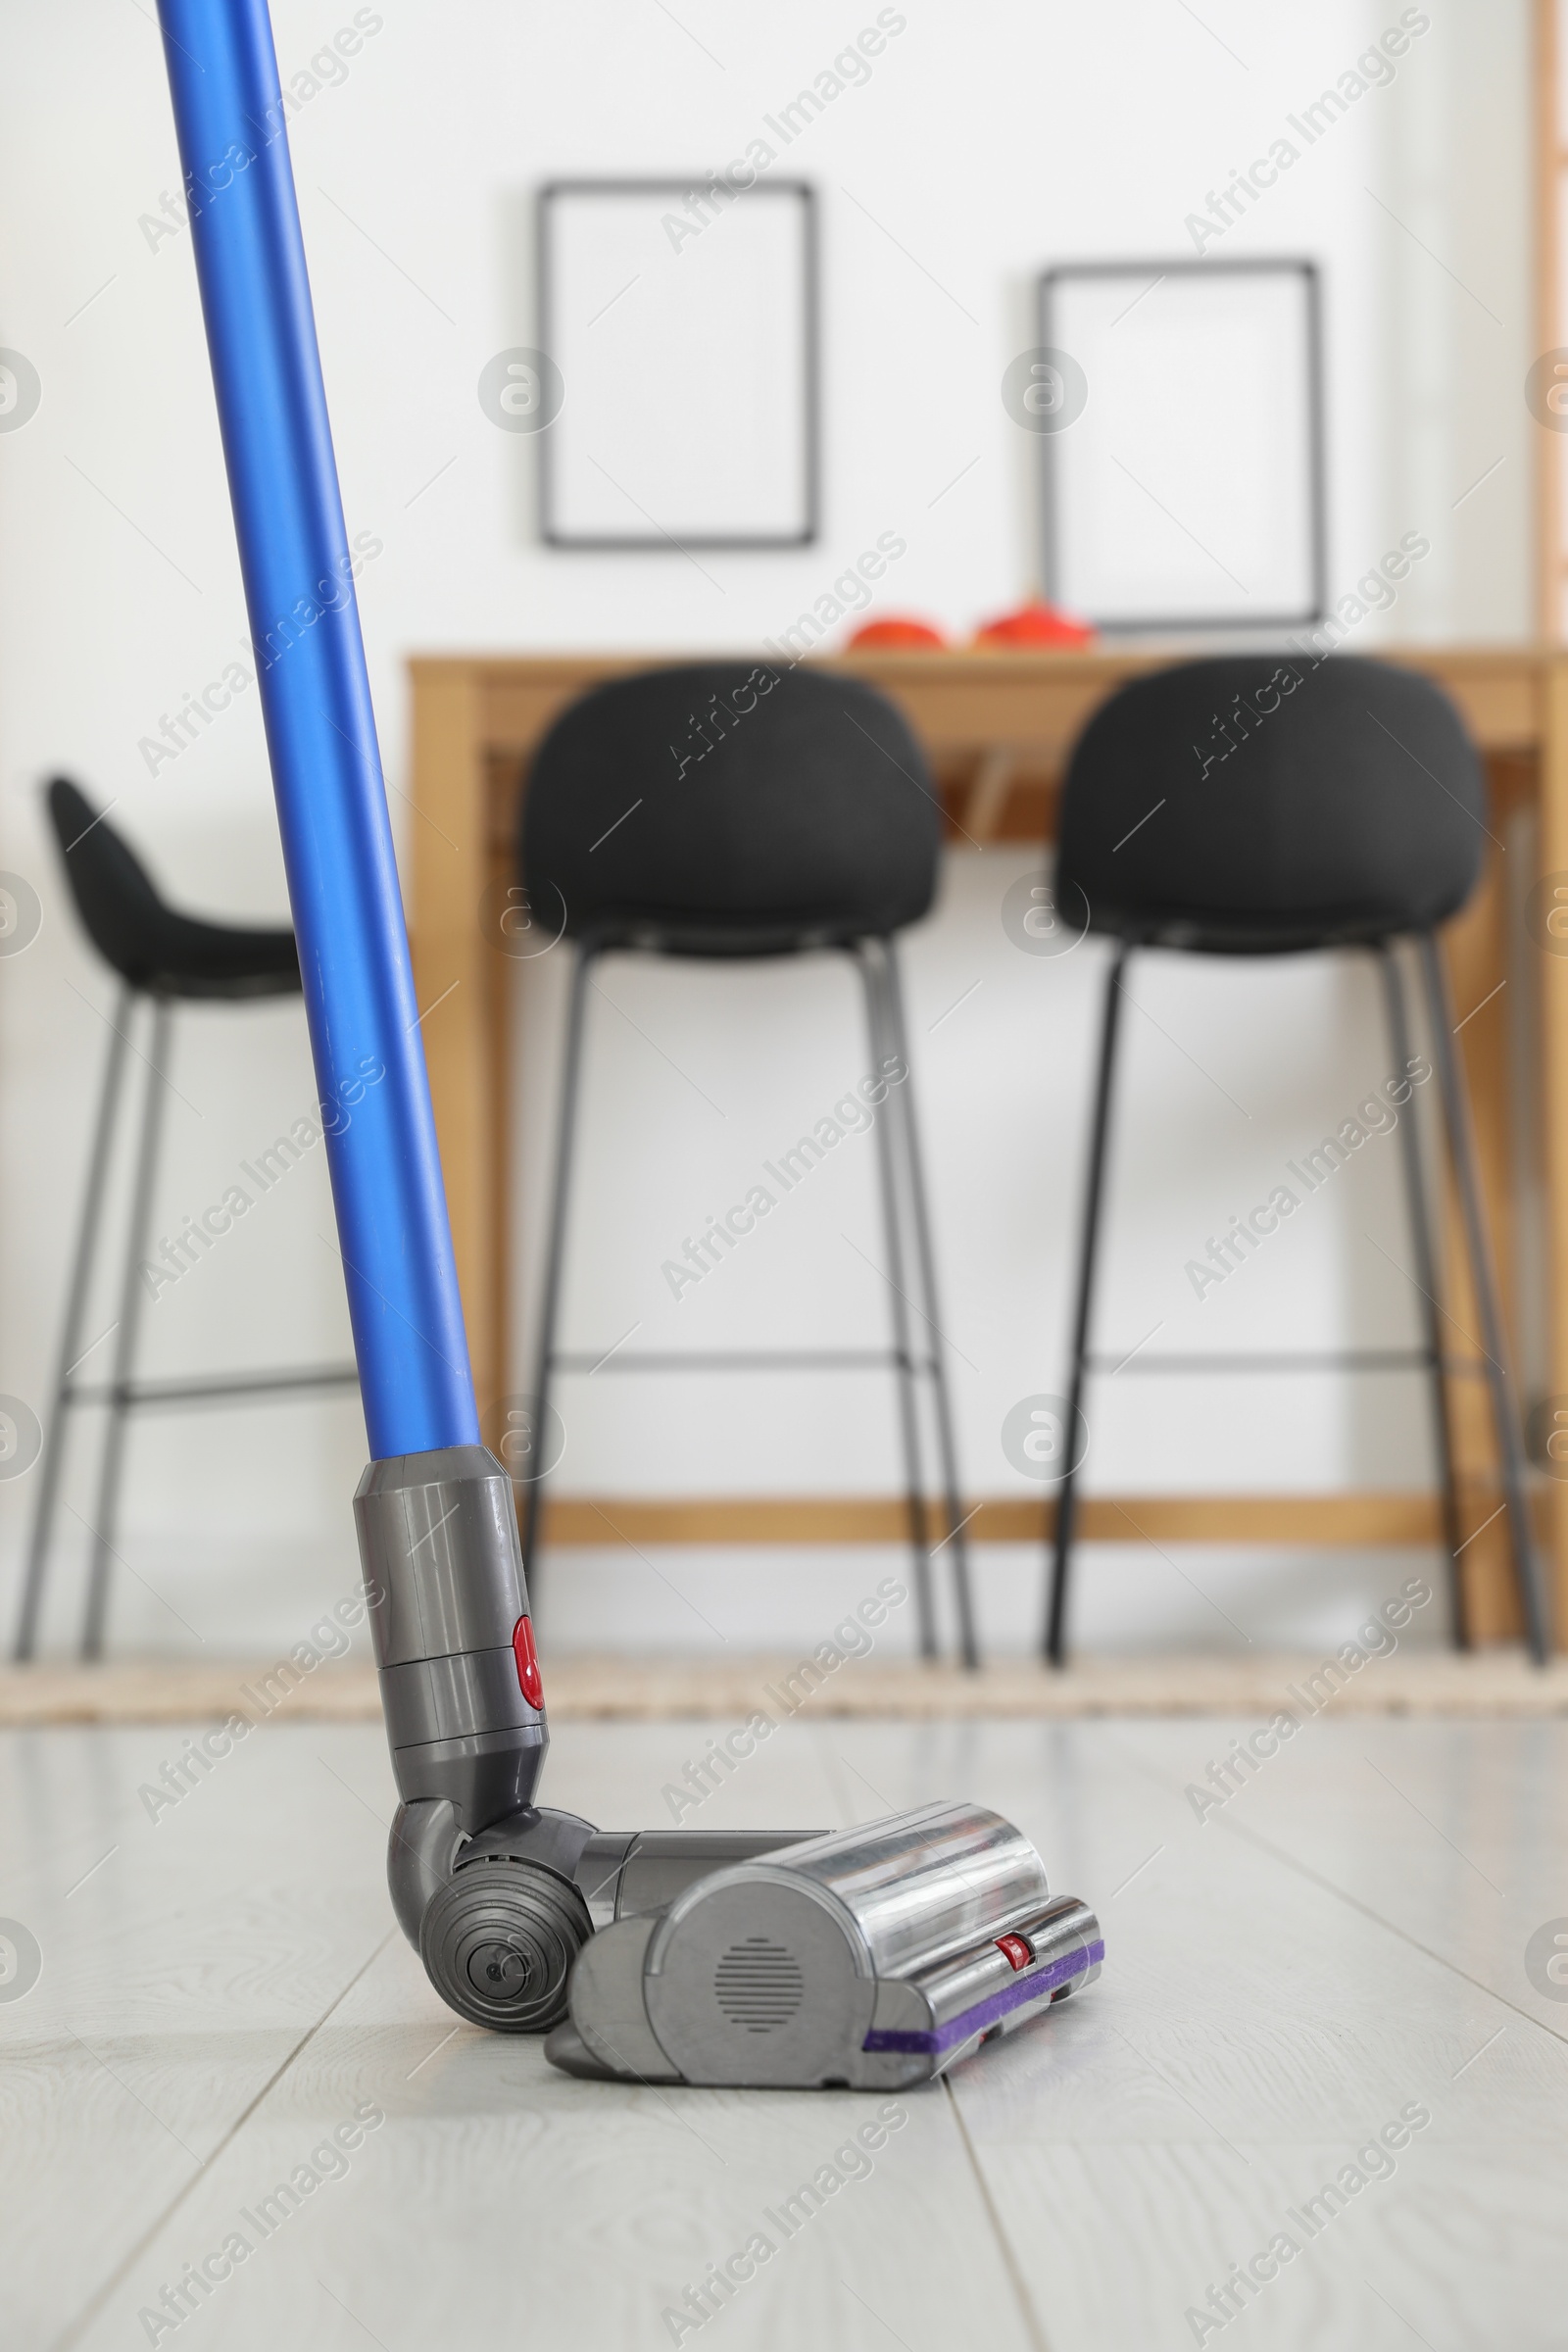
[964,747,1017,840]
[1540,659,1568,1643]
[1440,831,1519,1640]
[407,664,500,1420]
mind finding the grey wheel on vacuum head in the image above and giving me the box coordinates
[418,1860,592,2034]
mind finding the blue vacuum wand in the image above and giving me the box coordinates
[155,0,1102,2078]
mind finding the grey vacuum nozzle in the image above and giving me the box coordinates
[353,1455,1103,2073]
[545,1801,1103,2089]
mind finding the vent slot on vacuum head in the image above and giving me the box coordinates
[714,1936,805,2032]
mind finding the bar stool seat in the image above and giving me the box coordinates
[1044,655,1550,1664]
[12,780,358,1661]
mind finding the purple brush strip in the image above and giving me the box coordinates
[861,1937,1104,2055]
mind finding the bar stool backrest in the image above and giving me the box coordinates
[48,778,183,990]
[520,663,940,955]
[1056,655,1485,954]
[47,777,299,1000]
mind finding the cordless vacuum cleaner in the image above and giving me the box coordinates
[155,0,1102,2086]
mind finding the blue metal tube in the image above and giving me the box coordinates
[155,0,478,1458]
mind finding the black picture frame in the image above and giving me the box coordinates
[538,177,820,551]
[1039,257,1326,635]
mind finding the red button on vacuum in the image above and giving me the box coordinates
[513,1613,544,1709]
[996,1933,1034,1972]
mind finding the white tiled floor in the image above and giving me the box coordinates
[4,1710,1567,2351]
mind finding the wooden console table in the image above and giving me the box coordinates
[408,647,1568,1645]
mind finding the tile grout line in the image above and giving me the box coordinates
[49,1927,396,2352]
[942,2075,1054,2352]
[808,1719,863,1831]
[1213,1811,1568,2055]
[1102,1725,1568,2051]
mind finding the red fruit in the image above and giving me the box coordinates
[847,615,949,650]
[971,599,1096,649]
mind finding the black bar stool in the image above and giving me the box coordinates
[12,779,359,1661]
[1045,655,1550,1665]
[515,662,976,1666]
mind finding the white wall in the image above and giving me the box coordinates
[0,0,1534,1658]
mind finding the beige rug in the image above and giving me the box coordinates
[2,1648,1567,1726]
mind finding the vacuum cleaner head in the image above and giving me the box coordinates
[353,1449,1103,2082]
[546,1801,1103,2090]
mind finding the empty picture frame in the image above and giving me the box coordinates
[1040,260,1325,633]
[538,179,818,549]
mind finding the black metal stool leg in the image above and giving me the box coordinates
[518,945,596,1591]
[81,1001,171,1660]
[14,991,134,1660]
[1046,943,1129,1665]
[879,940,979,1669]
[1378,943,1466,1645]
[1418,932,1551,1661]
[857,945,936,1660]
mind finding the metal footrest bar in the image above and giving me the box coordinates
[68,1364,360,1408]
[1084,1348,1478,1376]
[550,1348,939,1376]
